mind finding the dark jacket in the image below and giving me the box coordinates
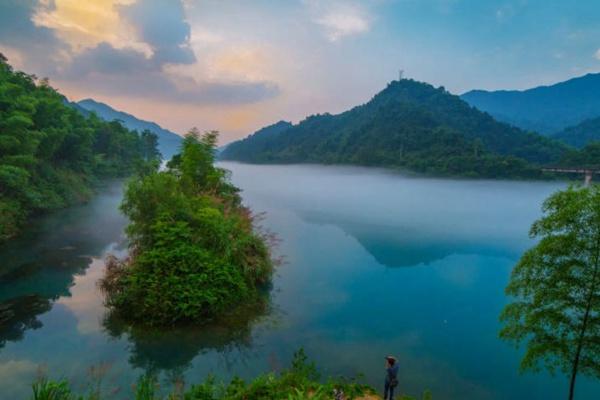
[386,363,399,383]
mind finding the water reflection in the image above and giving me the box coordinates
[300,210,524,268]
[0,295,51,349]
[102,299,273,374]
[0,180,126,348]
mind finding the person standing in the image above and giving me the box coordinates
[384,355,399,400]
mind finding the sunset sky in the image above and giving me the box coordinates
[2,0,600,143]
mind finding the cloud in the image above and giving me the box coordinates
[306,2,371,42]
[0,0,68,74]
[119,0,195,65]
[64,42,279,105]
[0,0,279,106]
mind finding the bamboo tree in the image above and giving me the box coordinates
[500,184,600,400]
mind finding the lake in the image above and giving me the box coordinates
[0,164,598,399]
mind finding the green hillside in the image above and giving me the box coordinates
[220,79,568,178]
[552,116,600,148]
[0,55,158,242]
[76,98,182,160]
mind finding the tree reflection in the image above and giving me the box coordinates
[0,295,51,349]
[0,180,126,349]
[101,295,275,375]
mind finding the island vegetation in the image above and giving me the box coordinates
[0,54,160,243]
[100,129,274,326]
[500,184,600,400]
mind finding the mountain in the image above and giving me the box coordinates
[461,73,600,135]
[219,120,292,162]
[0,57,158,242]
[220,79,568,178]
[76,99,182,160]
[552,117,600,148]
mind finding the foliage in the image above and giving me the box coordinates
[76,98,182,160]
[560,142,600,168]
[100,129,273,326]
[500,185,600,400]
[31,350,378,400]
[0,55,160,242]
[552,116,600,148]
[31,378,73,400]
[221,79,570,178]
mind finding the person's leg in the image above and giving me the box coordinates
[384,381,390,399]
[390,385,395,400]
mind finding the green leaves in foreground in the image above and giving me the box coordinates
[31,349,376,400]
[500,184,600,399]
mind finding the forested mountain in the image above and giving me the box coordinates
[76,99,182,160]
[220,79,568,178]
[0,55,159,242]
[219,120,291,161]
[461,73,600,135]
[552,116,600,148]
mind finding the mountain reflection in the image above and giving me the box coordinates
[300,211,528,268]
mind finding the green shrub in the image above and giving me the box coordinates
[31,378,72,400]
[101,130,273,326]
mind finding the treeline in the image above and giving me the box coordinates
[0,55,160,242]
[552,116,600,148]
[221,79,570,179]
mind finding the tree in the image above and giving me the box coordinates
[500,185,600,400]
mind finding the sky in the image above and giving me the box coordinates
[1,0,600,144]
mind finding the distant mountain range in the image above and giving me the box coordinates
[461,73,600,135]
[75,99,182,159]
[220,79,569,178]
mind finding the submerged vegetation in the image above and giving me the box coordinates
[100,129,274,326]
[500,184,600,400]
[0,54,160,243]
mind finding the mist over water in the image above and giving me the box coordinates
[0,164,598,399]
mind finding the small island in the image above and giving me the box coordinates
[100,129,274,326]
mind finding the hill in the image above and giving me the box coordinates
[0,55,159,242]
[76,99,182,159]
[220,79,568,178]
[219,120,292,162]
[552,116,600,148]
[461,73,600,134]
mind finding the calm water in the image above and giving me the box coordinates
[0,165,598,399]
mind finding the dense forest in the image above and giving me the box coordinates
[0,55,159,242]
[461,73,600,135]
[552,116,600,148]
[560,142,600,167]
[75,98,182,160]
[221,79,569,178]
[100,130,273,326]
